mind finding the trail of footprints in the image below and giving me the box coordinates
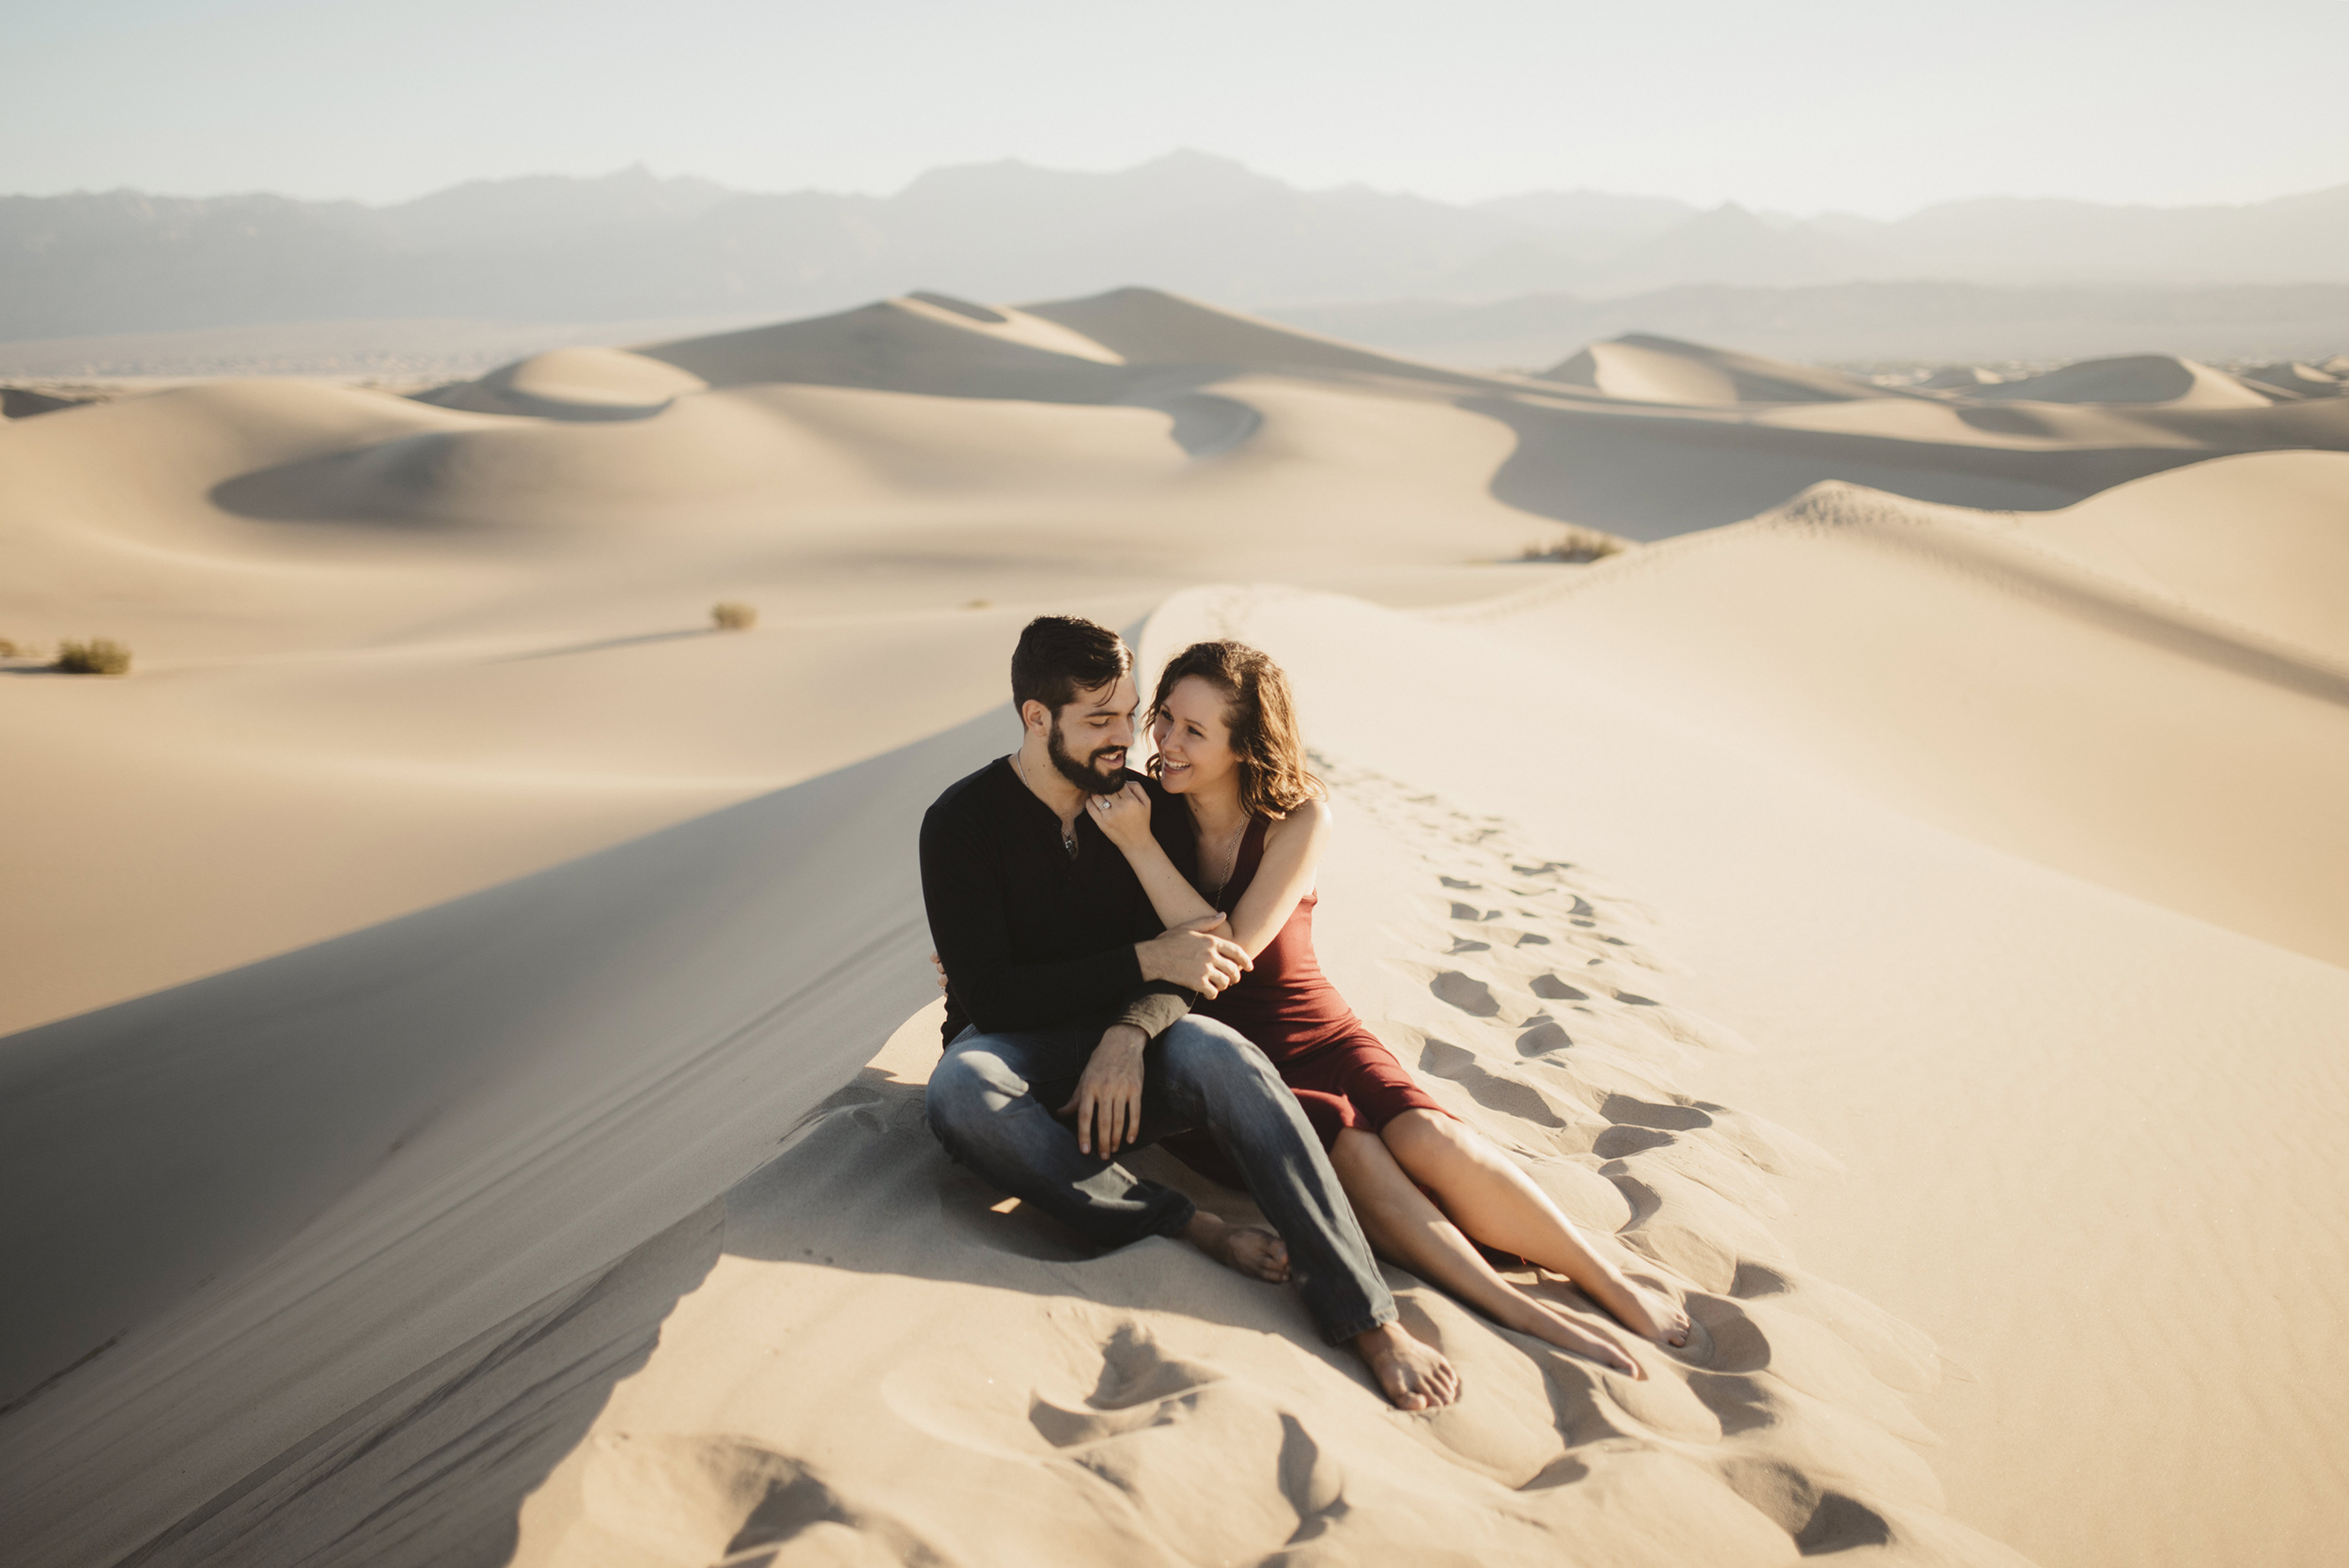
[1315,750,1839,1285]
[597,758,2030,1568]
[1275,755,2016,1564]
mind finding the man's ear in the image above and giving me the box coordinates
[1019,698,1050,734]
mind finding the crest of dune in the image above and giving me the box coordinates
[1917,365,2007,390]
[2238,361,2343,398]
[423,347,711,420]
[630,293,1131,399]
[1018,287,1498,383]
[1538,334,1897,405]
[1451,460,2349,967]
[2024,449,2349,664]
[1970,352,2276,409]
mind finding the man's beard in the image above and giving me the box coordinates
[1048,716,1128,795]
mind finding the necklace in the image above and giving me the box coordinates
[1012,753,1080,856]
[1200,815,1249,901]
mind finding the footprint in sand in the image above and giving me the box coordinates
[1419,1037,1570,1129]
[1027,1327,1346,1555]
[1517,1019,1573,1057]
[1430,970,1500,1017]
[1592,1124,1677,1157]
[1027,1324,1229,1447]
[1600,1094,1714,1132]
[576,1433,940,1566]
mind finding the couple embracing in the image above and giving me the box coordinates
[919,616,1688,1409]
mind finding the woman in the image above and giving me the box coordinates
[1088,640,1690,1377]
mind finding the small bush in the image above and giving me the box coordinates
[710,601,757,631]
[0,635,29,659]
[54,638,132,675]
[1519,528,1628,565]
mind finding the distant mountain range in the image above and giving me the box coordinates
[5,152,2348,344]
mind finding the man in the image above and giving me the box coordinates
[920,615,1458,1410]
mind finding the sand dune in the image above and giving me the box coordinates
[1539,333,1906,406]
[1918,365,2007,390]
[506,766,2027,1568]
[424,346,712,419]
[0,295,1591,1032]
[4,288,2347,1567]
[2029,451,2349,664]
[1450,466,2349,967]
[1970,352,2276,408]
[426,298,2349,551]
[0,716,991,1567]
[641,294,1132,400]
[2239,361,2343,398]
[1148,583,2349,1568]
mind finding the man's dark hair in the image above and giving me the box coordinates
[1010,615,1131,716]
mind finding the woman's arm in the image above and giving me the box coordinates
[1224,798,1330,957]
[1092,783,1220,930]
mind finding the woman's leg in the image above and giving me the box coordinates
[1380,1110,1692,1348]
[1330,1129,1641,1376]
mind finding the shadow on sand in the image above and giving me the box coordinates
[1464,393,2205,539]
[115,1206,725,1568]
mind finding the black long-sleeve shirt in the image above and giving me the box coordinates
[920,757,1198,1047]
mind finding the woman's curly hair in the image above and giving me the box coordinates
[1147,640,1324,818]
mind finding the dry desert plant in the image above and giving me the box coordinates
[54,638,132,675]
[0,635,32,659]
[1519,528,1628,565]
[710,601,757,631]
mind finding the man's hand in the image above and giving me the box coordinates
[1057,1023,1148,1157]
[1137,914,1252,997]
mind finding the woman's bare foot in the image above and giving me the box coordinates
[1575,1272,1690,1349]
[1183,1211,1290,1283]
[1353,1322,1462,1411]
[1517,1301,1642,1377]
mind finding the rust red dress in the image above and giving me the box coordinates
[1194,814,1451,1150]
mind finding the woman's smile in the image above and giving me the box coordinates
[1151,675,1244,794]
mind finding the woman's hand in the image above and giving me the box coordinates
[928,952,950,993]
[1087,780,1155,851]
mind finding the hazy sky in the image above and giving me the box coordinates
[5,0,2344,216]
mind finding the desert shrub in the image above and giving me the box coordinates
[710,601,757,631]
[54,638,132,675]
[0,635,25,658]
[1519,528,1628,565]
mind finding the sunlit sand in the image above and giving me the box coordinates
[3,291,2344,1567]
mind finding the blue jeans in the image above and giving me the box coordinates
[926,1015,1396,1344]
